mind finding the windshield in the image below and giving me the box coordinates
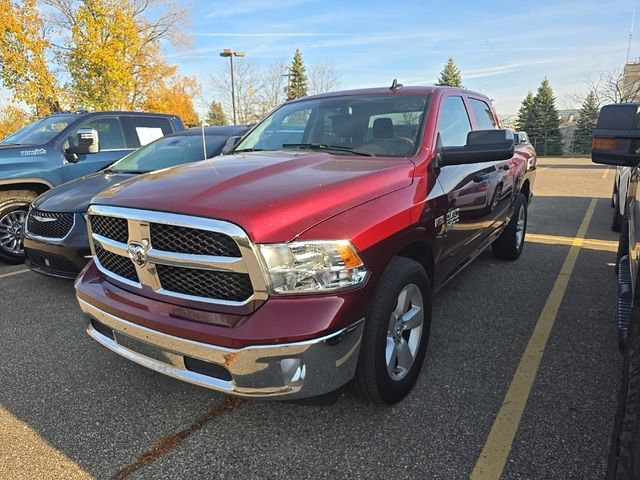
[108,133,229,174]
[235,94,429,157]
[1,115,75,145]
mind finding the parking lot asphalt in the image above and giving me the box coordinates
[0,157,621,479]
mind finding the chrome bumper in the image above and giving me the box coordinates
[79,299,364,399]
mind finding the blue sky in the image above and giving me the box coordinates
[169,0,639,117]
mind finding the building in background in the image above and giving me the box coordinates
[558,109,580,154]
[623,60,640,102]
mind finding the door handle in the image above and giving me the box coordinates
[501,164,511,171]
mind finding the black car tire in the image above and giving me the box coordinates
[492,193,528,261]
[607,307,640,480]
[613,205,624,232]
[0,191,36,264]
[616,222,629,276]
[351,257,431,404]
[612,182,618,208]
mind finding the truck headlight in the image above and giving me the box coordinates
[258,241,367,294]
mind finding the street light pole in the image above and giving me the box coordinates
[220,49,245,125]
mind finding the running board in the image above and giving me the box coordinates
[618,255,633,352]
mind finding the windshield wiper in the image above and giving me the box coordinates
[282,143,372,156]
[233,148,264,153]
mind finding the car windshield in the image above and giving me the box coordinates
[1,115,75,145]
[235,94,429,157]
[107,133,229,174]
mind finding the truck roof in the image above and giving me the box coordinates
[297,85,490,102]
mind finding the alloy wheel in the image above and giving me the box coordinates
[0,209,27,256]
[385,284,424,381]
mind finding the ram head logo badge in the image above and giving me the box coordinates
[127,241,148,267]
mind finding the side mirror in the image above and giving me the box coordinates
[591,103,640,167]
[221,136,242,155]
[440,129,515,166]
[66,128,100,159]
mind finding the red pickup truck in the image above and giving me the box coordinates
[74,85,536,404]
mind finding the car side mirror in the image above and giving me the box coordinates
[440,129,515,166]
[65,128,100,162]
[591,103,640,167]
[222,136,242,155]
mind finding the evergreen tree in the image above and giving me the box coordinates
[205,101,228,126]
[530,78,562,156]
[573,91,599,154]
[515,92,536,133]
[286,49,308,100]
[435,57,464,88]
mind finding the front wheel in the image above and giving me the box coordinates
[492,193,528,260]
[0,191,36,264]
[351,257,432,404]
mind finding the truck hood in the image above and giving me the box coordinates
[33,171,136,213]
[93,151,415,242]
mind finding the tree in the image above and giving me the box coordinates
[530,78,562,156]
[0,0,61,115]
[584,67,640,106]
[435,57,464,88]
[515,92,536,133]
[211,60,264,124]
[205,101,228,126]
[143,76,200,127]
[0,104,31,140]
[307,63,341,95]
[286,49,308,100]
[573,91,599,154]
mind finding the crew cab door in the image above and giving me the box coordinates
[434,95,511,282]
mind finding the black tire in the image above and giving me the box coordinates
[612,182,618,208]
[616,222,629,276]
[613,205,624,232]
[351,257,432,404]
[492,193,527,261]
[0,191,36,264]
[607,307,640,480]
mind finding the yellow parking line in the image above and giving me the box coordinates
[0,269,29,279]
[527,233,617,252]
[602,168,610,179]
[536,167,548,173]
[470,198,597,480]
[0,406,91,479]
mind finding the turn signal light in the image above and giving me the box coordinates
[592,138,617,151]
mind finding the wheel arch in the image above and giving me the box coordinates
[0,179,52,197]
[396,241,435,285]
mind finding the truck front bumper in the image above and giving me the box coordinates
[79,298,364,400]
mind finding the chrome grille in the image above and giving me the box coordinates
[150,223,241,257]
[95,245,138,282]
[156,265,252,302]
[26,209,74,239]
[87,206,268,307]
[90,215,128,243]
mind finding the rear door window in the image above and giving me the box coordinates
[469,98,498,130]
[122,117,173,148]
[438,96,472,147]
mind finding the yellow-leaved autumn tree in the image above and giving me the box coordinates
[143,76,201,127]
[0,0,196,118]
[0,0,60,115]
[0,104,31,139]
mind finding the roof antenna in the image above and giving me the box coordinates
[389,79,403,91]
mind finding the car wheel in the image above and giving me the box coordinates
[492,193,527,260]
[612,202,623,232]
[612,182,617,208]
[607,309,640,480]
[351,257,431,404]
[0,192,36,264]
